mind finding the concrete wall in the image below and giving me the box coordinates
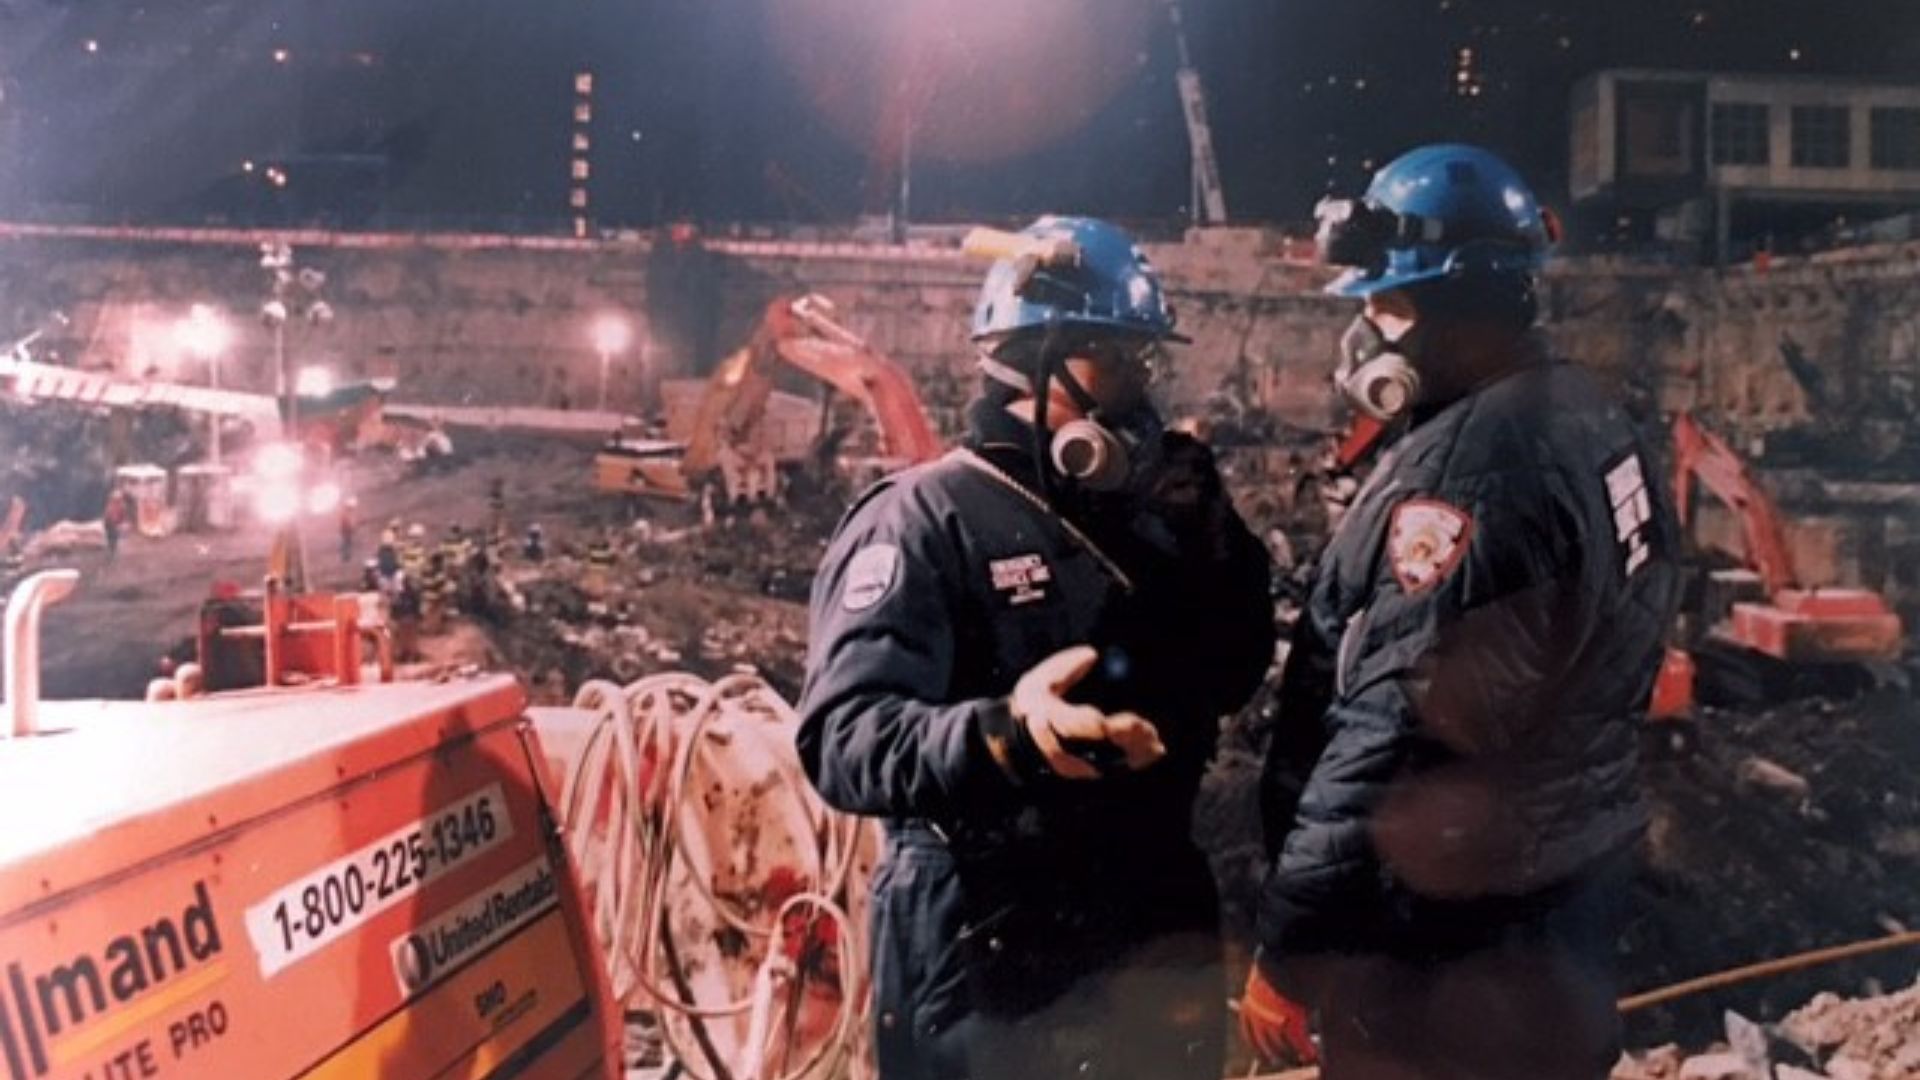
[5,225,1919,596]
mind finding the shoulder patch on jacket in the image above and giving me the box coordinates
[842,543,902,611]
[1388,499,1473,595]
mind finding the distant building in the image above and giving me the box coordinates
[1569,70,1920,261]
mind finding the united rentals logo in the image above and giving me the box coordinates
[0,880,224,1079]
[391,860,557,997]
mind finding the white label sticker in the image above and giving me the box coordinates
[390,856,560,998]
[244,783,514,978]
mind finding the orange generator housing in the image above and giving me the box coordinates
[0,674,620,1080]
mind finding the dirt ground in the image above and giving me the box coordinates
[25,433,1920,1063]
[33,433,617,697]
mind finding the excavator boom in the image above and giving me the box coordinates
[1671,412,1902,666]
[1671,411,1798,596]
[618,290,940,499]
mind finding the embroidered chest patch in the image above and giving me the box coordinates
[988,553,1053,606]
[1387,499,1473,595]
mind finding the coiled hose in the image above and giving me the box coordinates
[559,672,878,1080]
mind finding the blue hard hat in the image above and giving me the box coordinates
[1316,144,1555,299]
[970,216,1186,348]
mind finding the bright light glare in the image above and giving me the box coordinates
[765,0,1150,164]
[307,481,342,516]
[255,442,303,481]
[256,487,300,523]
[175,304,231,358]
[592,315,632,355]
[295,366,335,398]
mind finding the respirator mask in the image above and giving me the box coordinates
[1050,407,1165,493]
[1044,340,1167,493]
[1334,313,1424,421]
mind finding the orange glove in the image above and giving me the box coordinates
[1240,964,1318,1066]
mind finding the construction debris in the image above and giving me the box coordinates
[1675,1052,1758,1080]
[1781,981,1920,1078]
[1614,1045,1686,1080]
[1627,689,1920,1045]
[1613,972,1920,1078]
[1737,755,1815,805]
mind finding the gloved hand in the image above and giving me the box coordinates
[1000,645,1165,781]
[1240,964,1317,1066]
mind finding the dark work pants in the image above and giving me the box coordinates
[1308,849,1635,1080]
[872,831,1227,1080]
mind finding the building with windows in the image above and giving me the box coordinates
[1569,70,1920,260]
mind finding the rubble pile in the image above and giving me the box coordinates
[1613,981,1920,1080]
[1780,981,1920,1078]
[483,515,822,703]
[1627,688,1920,1043]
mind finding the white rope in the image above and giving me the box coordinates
[561,672,876,1080]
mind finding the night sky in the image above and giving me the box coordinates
[0,0,1915,233]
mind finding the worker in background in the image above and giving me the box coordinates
[389,570,422,661]
[462,537,494,621]
[583,527,618,596]
[1243,145,1682,1079]
[338,495,357,565]
[798,216,1274,1080]
[102,483,128,562]
[523,522,547,563]
[401,522,427,580]
[487,477,508,542]
[442,523,470,571]
[376,525,401,585]
[419,551,450,634]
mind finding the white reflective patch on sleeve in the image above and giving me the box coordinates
[1605,454,1653,577]
[842,543,902,612]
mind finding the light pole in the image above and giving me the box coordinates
[258,242,334,594]
[592,314,632,412]
[177,304,232,466]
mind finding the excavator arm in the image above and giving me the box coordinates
[679,294,941,488]
[1670,411,1902,667]
[1671,411,1798,596]
[779,294,942,463]
[677,304,791,480]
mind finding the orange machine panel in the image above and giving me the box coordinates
[1730,590,1904,664]
[0,675,618,1080]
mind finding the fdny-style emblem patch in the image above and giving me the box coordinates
[842,543,901,612]
[989,553,1053,606]
[1388,499,1473,595]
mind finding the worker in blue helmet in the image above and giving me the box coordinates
[1242,145,1681,1077]
[798,215,1273,1080]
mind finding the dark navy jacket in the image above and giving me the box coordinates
[798,414,1273,1080]
[1257,359,1680,991]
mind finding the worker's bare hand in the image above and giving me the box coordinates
[1101,710,1167,771]
[1011,646,1166,779]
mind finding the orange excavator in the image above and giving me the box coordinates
[595,293,942,503]
[1667,411,1902,706]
